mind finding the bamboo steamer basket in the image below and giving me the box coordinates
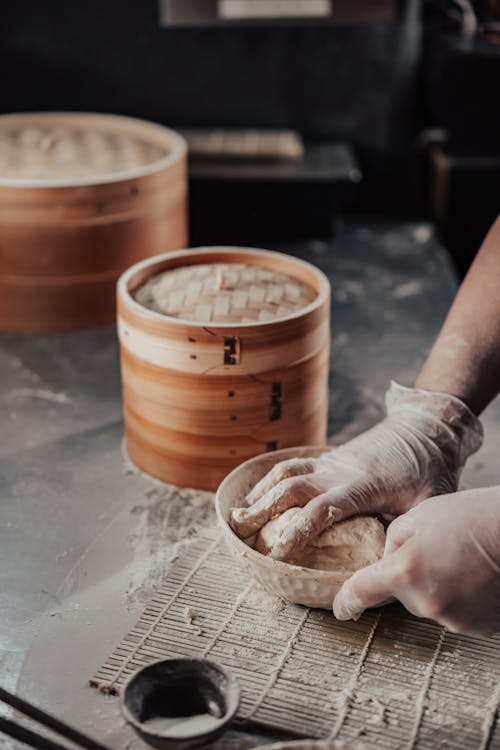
[0,112,187,331]
[118,247,331,491]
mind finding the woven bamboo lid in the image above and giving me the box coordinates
[134,262,317,324]
[0,124,167,181]
[0,113,186,188]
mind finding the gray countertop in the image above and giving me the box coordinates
[1,220,499,749]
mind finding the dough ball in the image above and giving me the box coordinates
[254,508,385,573]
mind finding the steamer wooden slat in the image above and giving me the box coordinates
[118,247,331,489]
[124,404,328,490]
[0,273,118,331]
[121,358,328,435]
[123,388,328,436]
[0,112,187,331]
[90,527,500,748]
[120,345,329,411]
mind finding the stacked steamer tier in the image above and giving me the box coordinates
[0,112,187,331]
[118,247,331,491]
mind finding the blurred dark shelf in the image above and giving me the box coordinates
[159,0,397,27]
[189,142,362,182]
[430,145,500,276]
[189,141,361,243]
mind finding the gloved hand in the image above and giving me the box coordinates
[230,382,483,561]
[333,487,500,636]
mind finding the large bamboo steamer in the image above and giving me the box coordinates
[0,112,187,331]
[118,247,331,491]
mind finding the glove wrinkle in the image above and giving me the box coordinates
[469,528,500,576]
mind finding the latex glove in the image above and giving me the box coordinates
[333,487,500,636]
[230,382,483,561]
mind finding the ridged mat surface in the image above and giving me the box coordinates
[90,527,500,749]
[134,263,317,323]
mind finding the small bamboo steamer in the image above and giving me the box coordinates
[118,247,331,491]
[0,112,187,331]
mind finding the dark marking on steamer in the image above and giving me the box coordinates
[270,382,282,421]
[223,336,240,365]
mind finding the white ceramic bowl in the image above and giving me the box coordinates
[215,446,351,609]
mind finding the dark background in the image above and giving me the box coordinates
[2,0,500,272]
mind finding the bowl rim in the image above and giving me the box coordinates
[250,741,359,750]
[119,657,240,740]
[215,445,352,582]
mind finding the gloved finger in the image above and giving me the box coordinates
[439,603,500,638]
[384,512,416,555]
[269,487,358,562]
[230,475,319,539]
[246,458,317,505]
[333,551,404,620]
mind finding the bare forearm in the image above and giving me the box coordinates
[416,214,500,415]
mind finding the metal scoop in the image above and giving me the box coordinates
[120,658,240,749]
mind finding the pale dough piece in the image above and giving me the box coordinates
[254,508,385,573]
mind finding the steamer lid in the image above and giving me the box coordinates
[134,262,317,324]
[0,122,168,181]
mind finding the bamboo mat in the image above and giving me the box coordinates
[90,527,500,749]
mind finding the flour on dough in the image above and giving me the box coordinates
[254,508,385,572]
